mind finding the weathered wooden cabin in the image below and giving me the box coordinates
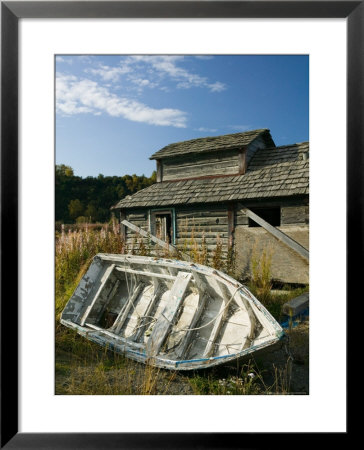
[112,129,309,284]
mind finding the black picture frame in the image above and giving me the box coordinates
[1,1,357,447]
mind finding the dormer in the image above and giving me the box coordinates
[150,129,275,183]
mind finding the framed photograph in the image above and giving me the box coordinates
[2,1,358,447]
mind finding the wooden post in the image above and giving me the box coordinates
[240,206,309,261]
[238,148,247,175]
[120,210,126,240]
[156,160,163,182]
[228,204,235,247]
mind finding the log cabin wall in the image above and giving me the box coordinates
[162,149,241,181]
[124,210,149,251]
[175,206,229,255]
[123,206,230,257]
[281,205,309,225]
[159,136,269,182]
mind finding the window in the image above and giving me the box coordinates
[248,207,280,227]
[150,209,175,244]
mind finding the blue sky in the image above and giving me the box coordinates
[56,55,308,178]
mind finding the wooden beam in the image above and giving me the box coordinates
[240,207,309,261]
[121,219,191,261]
[176,271,209,359]
[112,283,145,334]
[238,148,247,175]
[156,160,163,182]
[84,322,145,349]
[119,211,126,240]
[122,218,175,251]
[115,266,176,281]
[133,282,163,342]
[95,279,120,324]
[228,204,235,247]
[80,264,115,326]
[203,300,226,358]
[146,271,192,357]
[202,279,244,358]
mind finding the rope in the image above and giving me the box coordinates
[196,335,242,349]
[132,316,157,332]
[121,257,143,320]
[170,286,242,334]
[124,257,131,297]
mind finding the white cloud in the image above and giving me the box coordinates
[132,78,150,87]
[56,56,73,65]
[137,55,226,92]
[87,55,226,93]
[87,64,131,82]
[208,81,226,92]
[56,73,187,128]
[128,77,158,91]
[78,55,95,64]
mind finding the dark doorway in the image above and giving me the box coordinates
[153,211,173,243]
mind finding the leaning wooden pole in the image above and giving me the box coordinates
[240,207,309,262]
[121,219,191,261]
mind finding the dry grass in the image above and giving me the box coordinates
[250,242,273,303]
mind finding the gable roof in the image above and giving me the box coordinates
[149,129,275,160]
[113,142,309,209]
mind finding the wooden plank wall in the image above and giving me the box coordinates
[122,201,308,257]
[125,211,149,250]
[123,207,230,258]
[175,207,229,254]
[162,150,241,181]
[281,205,309,225]
[235,209,249,227]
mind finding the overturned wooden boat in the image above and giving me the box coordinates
[61,253,284,370]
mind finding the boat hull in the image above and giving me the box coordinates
[61,254,284,371]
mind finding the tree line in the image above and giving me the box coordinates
[56,164,156,223]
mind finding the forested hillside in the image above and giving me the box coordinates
[56,164,156,223]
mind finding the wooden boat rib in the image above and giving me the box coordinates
[61,253,284,370]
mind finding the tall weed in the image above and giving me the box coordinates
[211,235,223,270]
[55,224,125,318]
[249,244,273,304]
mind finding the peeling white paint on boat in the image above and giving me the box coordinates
[61,253,284,370]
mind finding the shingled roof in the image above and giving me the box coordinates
[149,129,275,160]
[113,142,309,209]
